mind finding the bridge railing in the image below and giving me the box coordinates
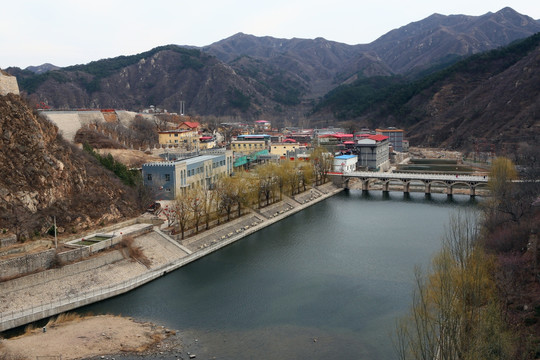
[347,171,489,182]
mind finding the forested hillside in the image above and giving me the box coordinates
[315,33,540,151]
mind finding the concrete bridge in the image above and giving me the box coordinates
[328,171,489,196]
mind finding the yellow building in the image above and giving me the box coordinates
[270,142,301,157]
[231,140,266,155]
[158,129,200,150]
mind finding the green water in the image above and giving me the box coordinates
[80,191,478,359]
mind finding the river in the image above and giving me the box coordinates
[80,190,479,359]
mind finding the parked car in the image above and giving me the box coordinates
[146,202,161,214]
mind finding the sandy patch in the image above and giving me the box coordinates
[96,149,161,167]
[0,314,178,360]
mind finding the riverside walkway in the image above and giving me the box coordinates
[329,171,489,196]
[0,183,342,332]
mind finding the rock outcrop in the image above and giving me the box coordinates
[0,94,141,238]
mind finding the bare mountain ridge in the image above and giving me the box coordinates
[204,33,389,97]
[14,47,291,119]
[25,63,60,74]
[370,7,540,73]
[6,7,540,124]
[203,8,540,89]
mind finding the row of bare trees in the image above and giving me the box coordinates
[161,156,331,240]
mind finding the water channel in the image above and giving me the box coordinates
[80,190,480,359]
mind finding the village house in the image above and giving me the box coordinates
[142,150,233,200]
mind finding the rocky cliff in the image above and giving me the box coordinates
[0,94,141,238]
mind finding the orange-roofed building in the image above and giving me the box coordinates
[375,127,405,152]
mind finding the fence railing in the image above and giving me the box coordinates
[0,186,343,332]
[0,259,178,331]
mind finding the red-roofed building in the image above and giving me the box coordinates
[178,121,200,131]
[366,134,388,142]
[332,133,354,139]
[199,136,216,149]
[270,141,304,157]
[353,134,390,171]
[254,119,271,132]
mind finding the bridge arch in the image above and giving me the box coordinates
[428,180,451,194]
[471,182,490,196]
[448,181,475,196]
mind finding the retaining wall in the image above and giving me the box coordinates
[0,221,152,281]
[56,247,91,264]
[0,236,17,248]
[0,249,56,280]
[0,185,342,331]
[0,251,124,293]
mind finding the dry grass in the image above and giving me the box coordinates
[46,313,83,327]
[17,313,86,337]
[132,332,166,353]
[118,236,152,268]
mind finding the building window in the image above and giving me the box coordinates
[165,174,170,181]
[147,174,152,181]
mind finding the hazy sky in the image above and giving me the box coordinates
[2,1,539,69]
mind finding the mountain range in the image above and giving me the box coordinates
[5,7,540,150]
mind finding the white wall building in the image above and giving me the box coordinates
[333,155,358,174]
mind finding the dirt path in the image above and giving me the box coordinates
[0,314,180,360]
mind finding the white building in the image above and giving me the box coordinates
[333,155,358,174]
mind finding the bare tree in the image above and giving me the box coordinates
[395,209,517,360]
[311,146,333,185]
[189,187,204,234]
[173,192,191,240]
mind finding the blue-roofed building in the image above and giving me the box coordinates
[332,155,358,174]
[142,150,233,200]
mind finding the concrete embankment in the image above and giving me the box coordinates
[0,184,343,332]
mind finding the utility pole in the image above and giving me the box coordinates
[54,216,57,249]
